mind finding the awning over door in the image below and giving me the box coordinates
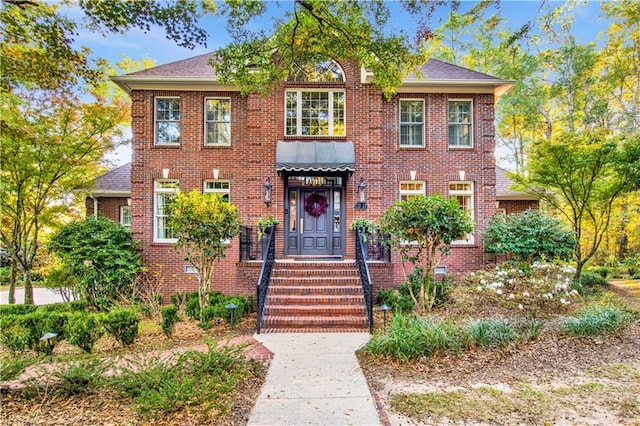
[275,141,355,173]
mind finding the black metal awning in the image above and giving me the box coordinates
[275,141,355,173]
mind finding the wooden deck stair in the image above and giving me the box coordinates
[260,261,369,333]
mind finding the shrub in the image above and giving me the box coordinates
[161,305,180,338]
[102,308,139,347]
[39,300,89,313]
[573,272,608,295]
[590,266,609,278]
[65,312,104,353]
[561,304,633,336]
[0,304,37,316]
[0,354,40,381]
[464,318,515,349]
[48,357,107,396]
[185,292,200,320]
[364,315,462,361]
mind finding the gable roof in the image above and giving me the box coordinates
[111,53,513,97]
[495,167,539,200]
[91,162,131,197]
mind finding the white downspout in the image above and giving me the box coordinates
[89,196,98,218]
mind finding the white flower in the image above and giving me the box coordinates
[477,286,483,291]
[496,289,503,295]
[518,304,524,310]
[509,293,515,299]
[480,279,487,285]
[523,291,530,298]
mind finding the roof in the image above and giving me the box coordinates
[495,167,539,200]
[91,162,131,196]
[276,141,355,173]
[111,54,513,97]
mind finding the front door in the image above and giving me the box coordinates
[285,176,345,256]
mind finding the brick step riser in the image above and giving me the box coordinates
[272,268,359,276]
[266,296,364,305]
[264,306,367,316]
[267,286,363,296]
[275,262,356,269]
[262,317,369,327]
[270,278,361,286]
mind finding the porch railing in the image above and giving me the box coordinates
[239,226,260,261]
[355,229,374,333]
[256,225,276,334]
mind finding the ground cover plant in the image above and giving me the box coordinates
[360,261,640,425]
[1,303,267,425]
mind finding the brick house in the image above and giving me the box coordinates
[93,53,537,330]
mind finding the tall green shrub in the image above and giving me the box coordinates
[102,308,139,347]
[161,305,179,338]
[65,312,104,353]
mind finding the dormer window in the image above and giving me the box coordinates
[290,60,345,82]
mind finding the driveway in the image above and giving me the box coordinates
[0,287,68,305]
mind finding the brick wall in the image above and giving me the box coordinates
[85,197,128,224]
[129,59,500,297]
[498,199,539,215]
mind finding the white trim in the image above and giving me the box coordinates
[284,89,346,137]
[399,98,425,148]
[120,205,132,227]
[399,180,425,201]
[448,98,473,148]
[204,97,231,146]
[154,96,181,146]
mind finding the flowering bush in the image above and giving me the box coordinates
[463,262,581,318]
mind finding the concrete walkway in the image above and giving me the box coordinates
[248,333,381,426]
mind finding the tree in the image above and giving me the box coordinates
[166,191,242,321]
[48,216,142,310]
[483,209,575,263]
[0,90,127,304]
[378,194,473,314]
[518,131,640,278]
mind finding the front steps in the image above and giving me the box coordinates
[259,260,370,333]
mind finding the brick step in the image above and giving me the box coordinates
[270,277,361,286]
[264,304,366,316]
[276,261,356,268]
[259,327,368,333]
[267,285,363,296]
[261,315,369,328]
[266,294,365,305]
[272,269,359,277]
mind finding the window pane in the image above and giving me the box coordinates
[333,92,345,135]
[448,101,472,147]
[400,100,424,146]
[157,99,180,120]
[157,122,180,144]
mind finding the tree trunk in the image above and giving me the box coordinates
[7,257,17,304]
[23,269,34,304]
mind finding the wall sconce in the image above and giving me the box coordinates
[263,177,272,206]
[355,177,367,210]
[213,168,220,180]
[162,168,170,179]
[458,170,466,181]
[410,170,417,181]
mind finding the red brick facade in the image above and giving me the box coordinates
[107,56,521,299]
[85,197,129,224]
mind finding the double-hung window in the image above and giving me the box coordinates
[154,180,179,242]
[205,98,231,146]
[155,97,180,145]
[399,100,424,147]
[399,181,425,201]
[120,206,131,227]
[449,181,474,243]
[285,90,345,136]
[204,180,230,202]
[448,100,472,147]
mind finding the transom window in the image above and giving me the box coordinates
[204,180,230,202]
[155,97,180,145]
[154,180,179,242]
[205,98,231,146]
[290,60,345,82]
[448,100,473,147]
[449,181,474,243]
[286,90,345,136]
[399,100,424,147]
[399,181,425,201]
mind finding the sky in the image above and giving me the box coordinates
[62,1,609,167]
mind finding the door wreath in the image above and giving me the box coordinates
[304,192,328,218]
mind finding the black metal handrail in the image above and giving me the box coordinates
[256,225,276,334]
[239,226,260,261]
[355,229,374,333]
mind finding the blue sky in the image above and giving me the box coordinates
[64,1,607,166]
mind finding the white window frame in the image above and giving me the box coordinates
[120,205,131,227]
[449,181,474,244]
[448,99,473,148]
[399,99,425,147]
[399,181,425,201]
[285,89,346,137]
[155,97,181,146]
[203,179,231,201]
[154,179,179,243]
[204,97,231,146]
